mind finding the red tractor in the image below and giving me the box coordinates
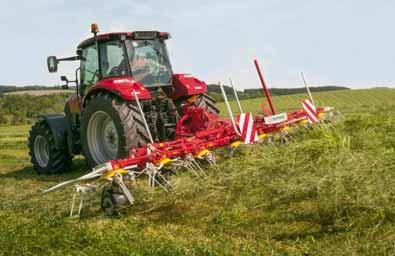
[28,24,218,174]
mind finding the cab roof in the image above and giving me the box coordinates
[77,31,170,49]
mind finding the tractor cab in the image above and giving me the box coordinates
[78,31,173,95]
[47,25,173,97]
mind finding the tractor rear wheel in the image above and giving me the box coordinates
[81,93,150,167]
[196,93,220,115]
[28,120,72,174]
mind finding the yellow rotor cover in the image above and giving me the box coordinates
[101,168,129,180]
[230,141,243,148]
[258,133,266,140]
[196,149,209,158]
[158,157,174,166]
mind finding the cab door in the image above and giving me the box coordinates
[80,44,99,96]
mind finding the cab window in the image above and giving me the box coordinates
[99,40,128,78]
[80,45,99,95]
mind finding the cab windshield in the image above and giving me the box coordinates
[125,39,172,87]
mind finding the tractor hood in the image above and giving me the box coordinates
[167,74,207,100]
[86,77,152,101]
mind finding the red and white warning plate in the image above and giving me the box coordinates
[238,112,259,144]
[302,99,318,123]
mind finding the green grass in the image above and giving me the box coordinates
[217,88,395,115]
[0,89,395,255]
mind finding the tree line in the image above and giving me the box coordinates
[0,85,66,94]
[0,94,69,125]
[206,84,349,102]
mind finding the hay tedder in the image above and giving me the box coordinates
[29,24,335,215]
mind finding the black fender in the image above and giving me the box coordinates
[41,114,68,150]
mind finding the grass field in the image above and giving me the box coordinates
[0,88,395,255]
[217,88,395,114]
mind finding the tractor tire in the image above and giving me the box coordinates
[81,93,150,168]
[28,120,72,174]
[196,93,220,115]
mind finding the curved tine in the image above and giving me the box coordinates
[285,133,292,143]
[188,158,205,177]
[170,159,186,174]
[152,173,169,192]
[151,170,156,188]
[171,159,186,168]
[114,175,134,205]
[183,155,202,177]
[280,133,288,145]
[78,194,84,216]
[145,164,170,191]
[319,119,330,129]
[148,169,154,187]
[185,161,201,177]
[191,158,207,177]
[267,136,277,147]
[127,172,137,186]
[136,167,149,178]
[155,170,173,188]
[207,157,216,166]
[205,152,216,166]
[195,151,216,167]
[203,152,217,171]
[70,192,77,217]
[190,157,204,171]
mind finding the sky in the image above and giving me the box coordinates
[0,0,394,89]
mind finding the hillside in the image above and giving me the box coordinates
[207,84,349,102]
[217,88,395,114]
[0,88,394,255]
[0,87,388,126]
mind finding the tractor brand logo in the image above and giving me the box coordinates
[114,78,135,84]
[264,113,288,125]
[194,86,202,90]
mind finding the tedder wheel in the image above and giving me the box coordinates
[81,92,150,167]
[196,93,220,115]
[101,186,116,216]
[28,120,72,174]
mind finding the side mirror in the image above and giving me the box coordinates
[60,76,69,89]
[76,49,86,61]
[47,56,58,73]
[76,49,83,57]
